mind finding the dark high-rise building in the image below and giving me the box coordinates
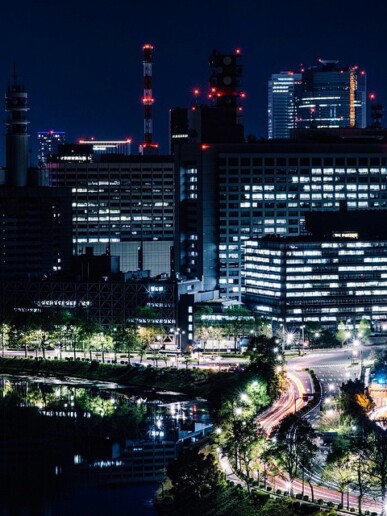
[37,130,66,164]
[0,76,72,280]
[170,49,245,154]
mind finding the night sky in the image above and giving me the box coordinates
[1,0,386,165]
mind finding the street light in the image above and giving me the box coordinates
[240,392,249,403]
[285,481,291,496]
[300,324,305,344]
[352,337,363,373]
[173,328,186,352]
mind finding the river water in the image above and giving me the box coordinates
[0,374,210,515]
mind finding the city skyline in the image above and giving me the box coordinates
[0,0,386,164]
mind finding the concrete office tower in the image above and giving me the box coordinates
[48,146,174,277]
[268,72,302,138]
[37,130,66,164]
[244,210,387,329]
[296,60,367,130]
[174,128,387,301]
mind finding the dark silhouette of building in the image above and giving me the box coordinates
[0,74,72,280]
[169,49,245,154]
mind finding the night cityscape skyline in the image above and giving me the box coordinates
[1,0,387,163]
[2,3,387,514]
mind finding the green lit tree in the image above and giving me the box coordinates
[356,318,371,340]
[133,306,166,364]
[222,304,253,353]
[323,453,353,509]
[90,330,113,363]
[268,413,317,497]
[336,320,350,347]
[194,305,215,351]
[110,323,140,364]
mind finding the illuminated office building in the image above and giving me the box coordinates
[243,210,387,329]
[268,61,367,137]
[48,147,175,277]
[78,138,132,155]
[37,130,66,164]
[268,72,302,138]
[175,128,387,300]
[296,60,367,130]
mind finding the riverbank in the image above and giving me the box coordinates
[0,357,241,410]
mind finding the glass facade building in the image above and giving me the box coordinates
[296,60,367,130]
[268,61,367,137]
[268,72,302,139]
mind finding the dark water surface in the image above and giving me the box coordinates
[0,375,209,516]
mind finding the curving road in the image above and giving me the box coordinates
[258,371,311,435]
[256,351,383,514]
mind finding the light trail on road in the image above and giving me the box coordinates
[257,373,309,435]
[256,357,383,514]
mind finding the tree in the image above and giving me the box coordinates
[356,318,371,340]
[361,426,387,514]
[339,378,375,421]
[181,349,192,369]
[223,304,253,353]
[269,413,318,497]
[0,321,10,356]
[134,306,166,362]
[30,309,57,359]
[323,454,353,508]
[336,321,350,347]
[350,446,371,516]
[111,323,140,364]
[194,305,215,351]
[219,402,261,492]
[166,447,223,502]
[79,319,101,360]
[90,330,113,363]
